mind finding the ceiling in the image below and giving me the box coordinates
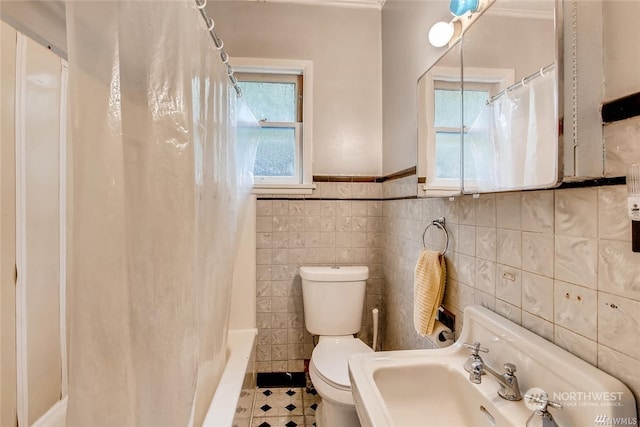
[209,0,386,9]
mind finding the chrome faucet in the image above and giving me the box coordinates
[470,360,522,401]
[463,342,522,401]
[462,341,488,373]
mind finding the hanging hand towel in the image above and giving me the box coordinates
[414,249,447,336]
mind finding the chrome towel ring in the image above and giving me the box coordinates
[422,217,449,255]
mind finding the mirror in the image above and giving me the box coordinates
[417,41,463,197]
[418,0,562,196]
[461,0,560,193]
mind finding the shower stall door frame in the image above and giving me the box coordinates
[14,31,69,426]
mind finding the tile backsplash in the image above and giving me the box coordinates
[381,185,640,413]
[254,197,383,373]
[253,181,640,413]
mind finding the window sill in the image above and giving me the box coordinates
[253,183,317,195]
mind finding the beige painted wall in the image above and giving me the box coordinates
[207,1,383,177]
[381,0,450,175]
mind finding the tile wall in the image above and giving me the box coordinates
[254,182,384,373]
[381,185,640,413]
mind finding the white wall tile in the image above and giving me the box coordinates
[475,259,496,296]
[497,229,522,268]
[598,186,631,241]
[460,195,476,225]
[555,188,598,237]
[476,227,497,261]
[496,264,522,307]
[476,194,496,227]
[604,116,640,177]
[554,326,597,366]
[474,291,496,311]
[598,293,640,360]
[256,200,273,216]
[522,312,554,342]
[458,225,476,256]
[521,232,554,277]
[554,280,598,340]
[597,345,640,414]
[496,193,522,230]
[555,236,598,289]
[598,239,640,301]
[495,300,522,325]
[521,190,554,233]
[522,272,553,321]
[457,254,476,287]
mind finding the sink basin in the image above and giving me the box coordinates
[349,306,638,427]
[350,350,530,427]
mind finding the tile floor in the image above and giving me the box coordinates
[234,387,320,427]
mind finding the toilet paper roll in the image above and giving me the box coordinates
[426,320,454,348]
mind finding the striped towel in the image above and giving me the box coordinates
[414,249,447,336]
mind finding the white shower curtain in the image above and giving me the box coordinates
[464,66,558,192]
[65,1,256,426]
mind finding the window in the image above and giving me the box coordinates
[433,83,490,182]
[233,58,314,194]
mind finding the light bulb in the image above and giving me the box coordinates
[428,21,455,48]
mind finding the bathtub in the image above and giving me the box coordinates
[32,328,257,427]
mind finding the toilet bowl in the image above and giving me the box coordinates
[309,336,373,426]
[300,266,373,427]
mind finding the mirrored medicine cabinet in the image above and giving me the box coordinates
[418,0,565,197]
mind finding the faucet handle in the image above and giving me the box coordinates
[463,341,489,355]
[525,391,563,411]
[503,363,517,375]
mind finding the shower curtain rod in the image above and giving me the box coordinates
[195,0,243,97]
[486,62,556,105]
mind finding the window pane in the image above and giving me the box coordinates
[254,127,296,177]
[463,89,489,127]
[435,132,460,179]
[434,89,461,128]
[237,81,297,122]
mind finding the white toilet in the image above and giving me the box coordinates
[300,266,373,427]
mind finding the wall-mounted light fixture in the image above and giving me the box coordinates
[428,0,493,48]
[449,0,480,16]
[628,163,640,252]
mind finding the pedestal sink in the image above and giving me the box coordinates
[349,306,638,427]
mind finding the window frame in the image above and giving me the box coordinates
[232,57,315,195]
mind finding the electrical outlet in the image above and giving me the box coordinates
[438,307,456,332]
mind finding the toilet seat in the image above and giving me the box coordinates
[311,336,373,391]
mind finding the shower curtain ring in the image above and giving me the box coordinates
[215,39,224,50]
[207,18,215,31]
[196,0,207,9]
[540,66,547,77]
[221,52,229,64]
[521,77,527,87]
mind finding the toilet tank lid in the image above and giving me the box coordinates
[300,266,369,281]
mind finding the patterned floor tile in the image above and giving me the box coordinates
[251,415,305,427]
[303,415,316,427]
[301,387,321,416]
[254,388,305,417]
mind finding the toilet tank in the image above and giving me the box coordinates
[300,266,369,336]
